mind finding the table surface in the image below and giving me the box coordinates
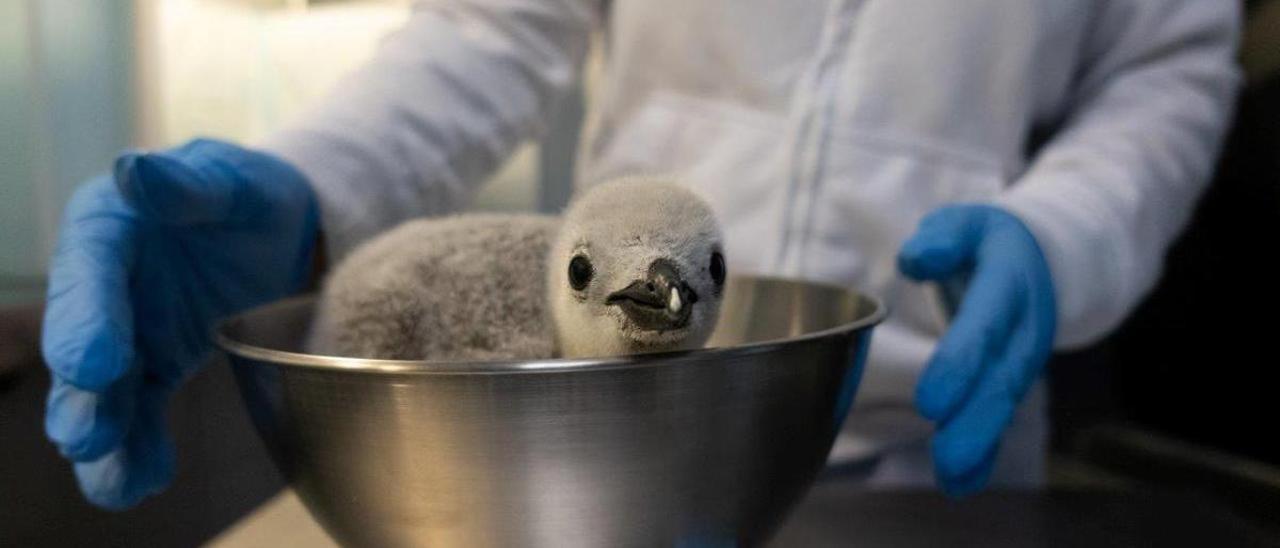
[209,479,1278,547]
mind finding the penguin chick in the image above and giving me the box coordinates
[547,177,726,358]
[307,177,726,361]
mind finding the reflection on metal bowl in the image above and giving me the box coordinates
[217,276,885,546]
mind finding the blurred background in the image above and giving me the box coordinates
[2,0,1278,545]
[0,0,580,296]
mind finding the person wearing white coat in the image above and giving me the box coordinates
[40,0,1240,508]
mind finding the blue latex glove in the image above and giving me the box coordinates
[42,138,318,509]
[897,205,1056,496]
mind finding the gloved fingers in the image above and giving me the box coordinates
[915,260,1023,422]
[937,445,998,498]
[131,244,214,386]
[897,206,987,281]
[42,177,139,391]
[45,373,140,462]
[928,266,1051,498]
[71,383,175,511]
[989,295,1055,401]
[930,366,1018,487]
[115,139,287,228]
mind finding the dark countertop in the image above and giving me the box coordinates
[772,480,1279,547]
[206,479,1279,547]
[0,300,41,379]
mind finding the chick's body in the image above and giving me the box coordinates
[308,214,560,360]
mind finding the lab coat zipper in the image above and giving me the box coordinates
[775,0,864,277]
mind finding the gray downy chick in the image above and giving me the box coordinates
[307,177,726,361]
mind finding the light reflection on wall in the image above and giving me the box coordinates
[146,0,539,213]
[0,0,133,289]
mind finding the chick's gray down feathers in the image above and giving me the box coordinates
[307,178,725,361]
[308,214,559,360]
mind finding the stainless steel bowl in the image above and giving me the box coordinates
[217,276,885,547]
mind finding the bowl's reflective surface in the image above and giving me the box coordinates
[217,276,885,547]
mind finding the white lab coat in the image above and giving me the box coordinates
[262,0,1240,487]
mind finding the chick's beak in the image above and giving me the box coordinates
[605,259,698,331]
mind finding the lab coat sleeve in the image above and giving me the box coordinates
[994,1,1241,349]
[259,0,598,259]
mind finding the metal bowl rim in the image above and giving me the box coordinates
[214,276,888,375]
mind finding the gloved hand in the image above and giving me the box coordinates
[42,138,318,509]
[897,204,1056,496]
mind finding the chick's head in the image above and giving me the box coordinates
[548,177,727,358]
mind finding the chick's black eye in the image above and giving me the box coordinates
[710,252,726,286]
[568,255,593,290]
